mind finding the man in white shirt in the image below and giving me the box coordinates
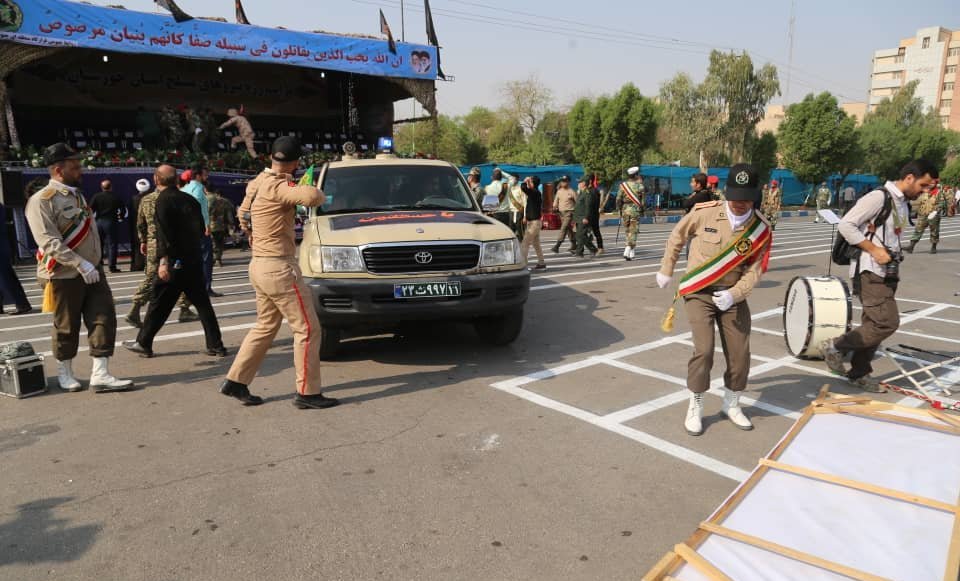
[821,159,939,392]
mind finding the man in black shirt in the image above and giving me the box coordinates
[89,180,124,272]
[683,173,714,213]
[518,176,546,270]
[122,165,226,358]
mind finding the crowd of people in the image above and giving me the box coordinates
[4,138,339,410]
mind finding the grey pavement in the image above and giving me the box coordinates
[1,217,959,580]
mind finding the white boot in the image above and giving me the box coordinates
[721,389,754,431]
[684,392,704,436]
[623,246,630,260]
[56,359,83,392]
[628,247,636,260]
[89,357,133,392]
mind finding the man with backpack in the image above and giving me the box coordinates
[821,159,939,392]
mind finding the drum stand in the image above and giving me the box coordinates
[880,345,960,411]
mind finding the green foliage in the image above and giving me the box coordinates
[778,92,859,186]
[747,131,779,182]
[658,51,779,167]
[859,81,954,180]
[568,84,658,183]
[393,115,478,165]
[941,157,960,185]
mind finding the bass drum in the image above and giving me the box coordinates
[783,275,852,359]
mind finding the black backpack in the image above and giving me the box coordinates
[831,187,892,266]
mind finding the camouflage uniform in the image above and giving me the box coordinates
[907,188,951,253]
[207,191,235,267]
[617,179,645,259]
[160,106,186,150]
[814,185,831,222]
[125,191,193,327]
[761,186,782,230]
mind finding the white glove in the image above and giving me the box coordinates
[78,259,100,285]
[195,127,203,134]
[656,273,672,289]
[712,290,734,312]
[927,210,939,220]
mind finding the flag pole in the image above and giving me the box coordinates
[401,0,405,42]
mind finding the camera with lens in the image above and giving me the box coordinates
[883,247,903,282]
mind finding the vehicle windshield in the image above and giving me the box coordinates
[318,164,478,215]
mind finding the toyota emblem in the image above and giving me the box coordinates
[414,251,433,264]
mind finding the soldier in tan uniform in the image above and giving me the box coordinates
[219,107,256,158]
[657,164,771,436]
[220,137,339,410]
[24,143,132,393]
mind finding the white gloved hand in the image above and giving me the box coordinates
[78,259,100,285]
[712,290,734,312]
[656,273,672,289]
[927,210,939,221]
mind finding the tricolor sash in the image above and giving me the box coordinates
[619,182,643,208]
[677,216,771,297]
[36,212,93,273]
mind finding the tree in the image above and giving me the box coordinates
[778,92,859,188]
[658,72,723,170]
[701,51,781,161]
[393,115,475,165]
[747,131,779,182]
[941,157,960,185]
[568,84,658,183]
[500,73,553,134]
[859,81,954,180]
[658,51,779,169]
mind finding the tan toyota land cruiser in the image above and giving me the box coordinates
[300,157,531,358]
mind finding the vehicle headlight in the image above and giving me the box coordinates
[315,245,364,273]
[481,239,518,267]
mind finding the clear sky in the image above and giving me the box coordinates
[91,0,957,116]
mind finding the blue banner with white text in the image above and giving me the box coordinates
[0,0,438,80]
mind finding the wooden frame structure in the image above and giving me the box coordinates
[643,387,960,581]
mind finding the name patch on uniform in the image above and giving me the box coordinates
[704,227,718,233]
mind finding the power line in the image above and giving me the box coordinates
[357,0,866,101]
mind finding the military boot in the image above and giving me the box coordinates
[684,392,704,436]
[125,303,142,328]
[930,243,938,254]
[904,240,916,254]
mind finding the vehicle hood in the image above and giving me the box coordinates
[310,210,515,245]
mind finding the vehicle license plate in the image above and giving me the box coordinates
[393,281,462,299]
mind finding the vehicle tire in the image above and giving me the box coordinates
[474,309,523,346]
[317,324,341,360]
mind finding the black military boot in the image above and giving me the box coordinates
[904,240,916,254]
[220,379,264,406]
[930,243,937,254]
[293,393,341,410]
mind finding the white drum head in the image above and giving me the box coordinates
[784,277,812,357]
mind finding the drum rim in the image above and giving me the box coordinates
[783,276,815,357]
[782,275,853,358]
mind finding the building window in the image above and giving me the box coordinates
[894,56,905,64]
[942,99,952,110]
[941,115,950,125]
[945,82,955,92]
[898,47,906,56]
[950,47,960,57]
[922,37,931,49]
[947,65,958,74]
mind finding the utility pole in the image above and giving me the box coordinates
[785,0,796,105]
[400,0,405,42]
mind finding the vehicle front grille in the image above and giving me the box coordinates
[362,244,480,274]
[320,297,353,310]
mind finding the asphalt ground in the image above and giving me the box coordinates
[1,217,959,580]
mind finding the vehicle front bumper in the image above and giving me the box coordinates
[306,269,531,327]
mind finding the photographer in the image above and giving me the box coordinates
[821,159,939,392]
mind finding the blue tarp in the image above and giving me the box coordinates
[461,163,880,206]
[0,0,436,80]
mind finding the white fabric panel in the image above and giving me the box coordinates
[777,413,960,504]
[721,470,955,581]
[674,536,852,581]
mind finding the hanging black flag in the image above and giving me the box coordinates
[154,0,193,22]
[379,10,397,54]
[235,0,250,25]
[423,0,446,79]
